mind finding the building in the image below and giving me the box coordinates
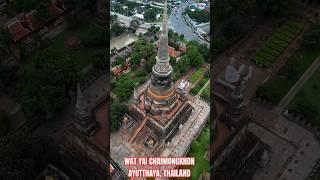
[211,59,252,130]
[110,0,210,178]
[212,126,269,180]
[155,41,185,58]
[7,20,31,42]
[60,75,108,180]
[133,13,144,21]
[5,0,69,43]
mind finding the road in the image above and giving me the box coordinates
[277,56,320,110]
[111,11,161,28]
[168,1,200,41]
[197,80,210,96]
[112,1,209,45]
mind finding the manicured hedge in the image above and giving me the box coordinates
[251,21,304,67]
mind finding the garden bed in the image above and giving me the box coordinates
[251,21,304,68]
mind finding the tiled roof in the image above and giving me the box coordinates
[156,41,181,58]
[168,46,180,58]
[25,10,45,31]
[7,20,31,42]
[55,0,66,10]
[47,1,64,17]
[112,66,122,75]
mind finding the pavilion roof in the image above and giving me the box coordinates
[25,10,45,31]
[7,20,31,42]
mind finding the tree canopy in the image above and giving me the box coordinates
[0,111,10,137]
[302,25,320,49]
[110,23,127,38]
[130,39,154,65]
[186,9,210,23]
[185,45,204,67]
[144,8,159,22]
[110,103,129,132]
[21,50,79,124]
[0,133,59,179]
[114,74,136,101]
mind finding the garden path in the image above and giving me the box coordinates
[277,56,320,110]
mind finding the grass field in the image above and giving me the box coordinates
[184,123,210,179]
[172,123,210,180]
[257,46,320,104]
[188,67,207,84]
[288,68,320,127]
[23,23,105,74]
[190,77,209,95]
[201,85,210,101]
[251,21,304,68]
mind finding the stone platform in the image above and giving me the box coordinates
[110,94,210,175]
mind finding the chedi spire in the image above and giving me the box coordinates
[73,83,98,136]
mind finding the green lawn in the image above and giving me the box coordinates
[257,47,320,104]
[201,85,210,101]
[174,123,210,180]
[23,23,105,74]
[190,77,209,95]
[288,68,320,127]
[188,67,207,83]
[251,21,304,68]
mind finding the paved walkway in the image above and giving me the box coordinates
[277,56,320,110]
[197,80,209,96]
[248,101,320,180]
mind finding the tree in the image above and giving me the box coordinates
[21,50,79,123]
[170,57,176,66]
[176,55,190,73]
[185,45,204,67]
[186,9,209,23]
[129,20,140,33]
[0,29,13,52]
[81,26,107,47]
[180,34,184,40]
[301,25,320,49]
[110,23,126,38]
[0,111,10,136]
[219,16,249,40]
[294,101,318,120]
[144,8,158,22]
[256,0,297,18]
[0,60,19,89]
[74,0,96,13]
[9,0,43,12]
[0,133,60,179]
[112,56,126,67]
[36,4,53,22]
[110,103,129,132]
[147,54,156,72]
[93,53,107,70]
[114,74,136,101]
[130,39,154,65]
[111,14,118,25]
[213,0,256,25]
[198,44,209,63]
[130,51,141,65]
[148,25,158,34]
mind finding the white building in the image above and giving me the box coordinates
[133,13,144,21]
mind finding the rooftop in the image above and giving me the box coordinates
[25,10,45,31]
[7,20,31,42]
